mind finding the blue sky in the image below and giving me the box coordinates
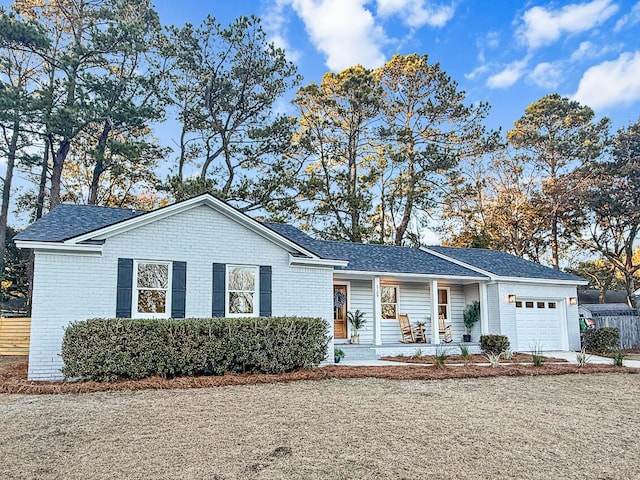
[152,0,640,134]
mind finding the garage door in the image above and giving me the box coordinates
[515,300,563,351]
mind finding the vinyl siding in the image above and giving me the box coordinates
[348,280,374,344]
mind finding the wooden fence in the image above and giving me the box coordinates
[593,316,640,349]
[0,317,31,355]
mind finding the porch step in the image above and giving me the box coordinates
[338,344,379,360]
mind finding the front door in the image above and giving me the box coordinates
[333,285,348,339]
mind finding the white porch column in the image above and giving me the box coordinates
[479,282,489,334]
[430,279,440,344]
[373,276,382,345]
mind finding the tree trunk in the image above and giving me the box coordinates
[49,140,70,209]
[394,154,415,245]
[0,120,20,283]
[88,119,111,205]
[35,140,50,220]
[550,209,560,269]
[624,272,636,308]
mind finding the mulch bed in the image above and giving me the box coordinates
[0,355,635,395]
[381,353,569,364]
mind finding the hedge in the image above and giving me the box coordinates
[581,327,620,354]
[61,317,330,381]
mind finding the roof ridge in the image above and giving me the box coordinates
[56,203,145,213]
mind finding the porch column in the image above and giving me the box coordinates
[431,279,440,344]
[373,276,382,345]
[479,282,489,334]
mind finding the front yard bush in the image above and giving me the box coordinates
[480,334,510,355]
[581,327,620,354]
[61,317,330,381]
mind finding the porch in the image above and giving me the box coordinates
[333,273,490,348]
[337,342,483,360]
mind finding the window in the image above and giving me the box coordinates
[226,265,258,317]
[438,288,450,320]
[525,301,534,309]
[133,260,171,318]
[548,302,556,309]
[537,302,545,309]
[381,285,398,319]
[515,301,523,308]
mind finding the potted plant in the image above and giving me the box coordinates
[334,347,345,363]
[347,309,367,344]
[462,301,480,342]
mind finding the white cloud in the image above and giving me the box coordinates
[465,64,489,80]
[517,0,619,49]
[570,41,595,62]
[486,58,529,89]
[569,40,620,62]
[572,51,640,110]
[528,61,563,89]
[262,0,301,63]
[288,0,387,71]
[376,0,455,28]
[486,31,500,49]
[614,1,640,31]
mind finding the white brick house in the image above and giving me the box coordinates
[16,193,586,380]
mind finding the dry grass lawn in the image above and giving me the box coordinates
[1,373,639,480]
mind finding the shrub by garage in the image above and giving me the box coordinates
[61,317,330,381]
[581,327,620,354]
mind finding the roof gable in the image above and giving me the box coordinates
[15,195,337,264]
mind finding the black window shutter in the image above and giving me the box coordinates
[171,261,187,318]
[116,258,133,318]
[259,266,272,317]
[212,263,226,317]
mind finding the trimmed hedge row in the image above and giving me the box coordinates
[61,317,330,381]
[581,327,620,354]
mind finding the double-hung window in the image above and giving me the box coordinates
[226,265,259,317]
[133,260,172,318]
[381,285,399,320]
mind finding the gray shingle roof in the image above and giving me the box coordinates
[427,245,584,282]
[14,204,144,242]
[580,303,639,317]
[265,223,486,277]
[15,203,582,283]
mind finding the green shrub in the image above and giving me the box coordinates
[434,345,449,367]
[611,350,626,367]
[530,343,544,367]
[581,327,620,354]
[480,334,510,355]
[61,317,330,381]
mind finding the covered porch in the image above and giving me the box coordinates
[333,272,490,348]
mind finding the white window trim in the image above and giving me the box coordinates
[381,284,400,321]
[438,287,451,321]
[225,264,260,318]
[132,260,172,319]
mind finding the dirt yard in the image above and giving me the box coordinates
[1,373,639,480]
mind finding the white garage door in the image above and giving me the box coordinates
[515,300,563,351]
